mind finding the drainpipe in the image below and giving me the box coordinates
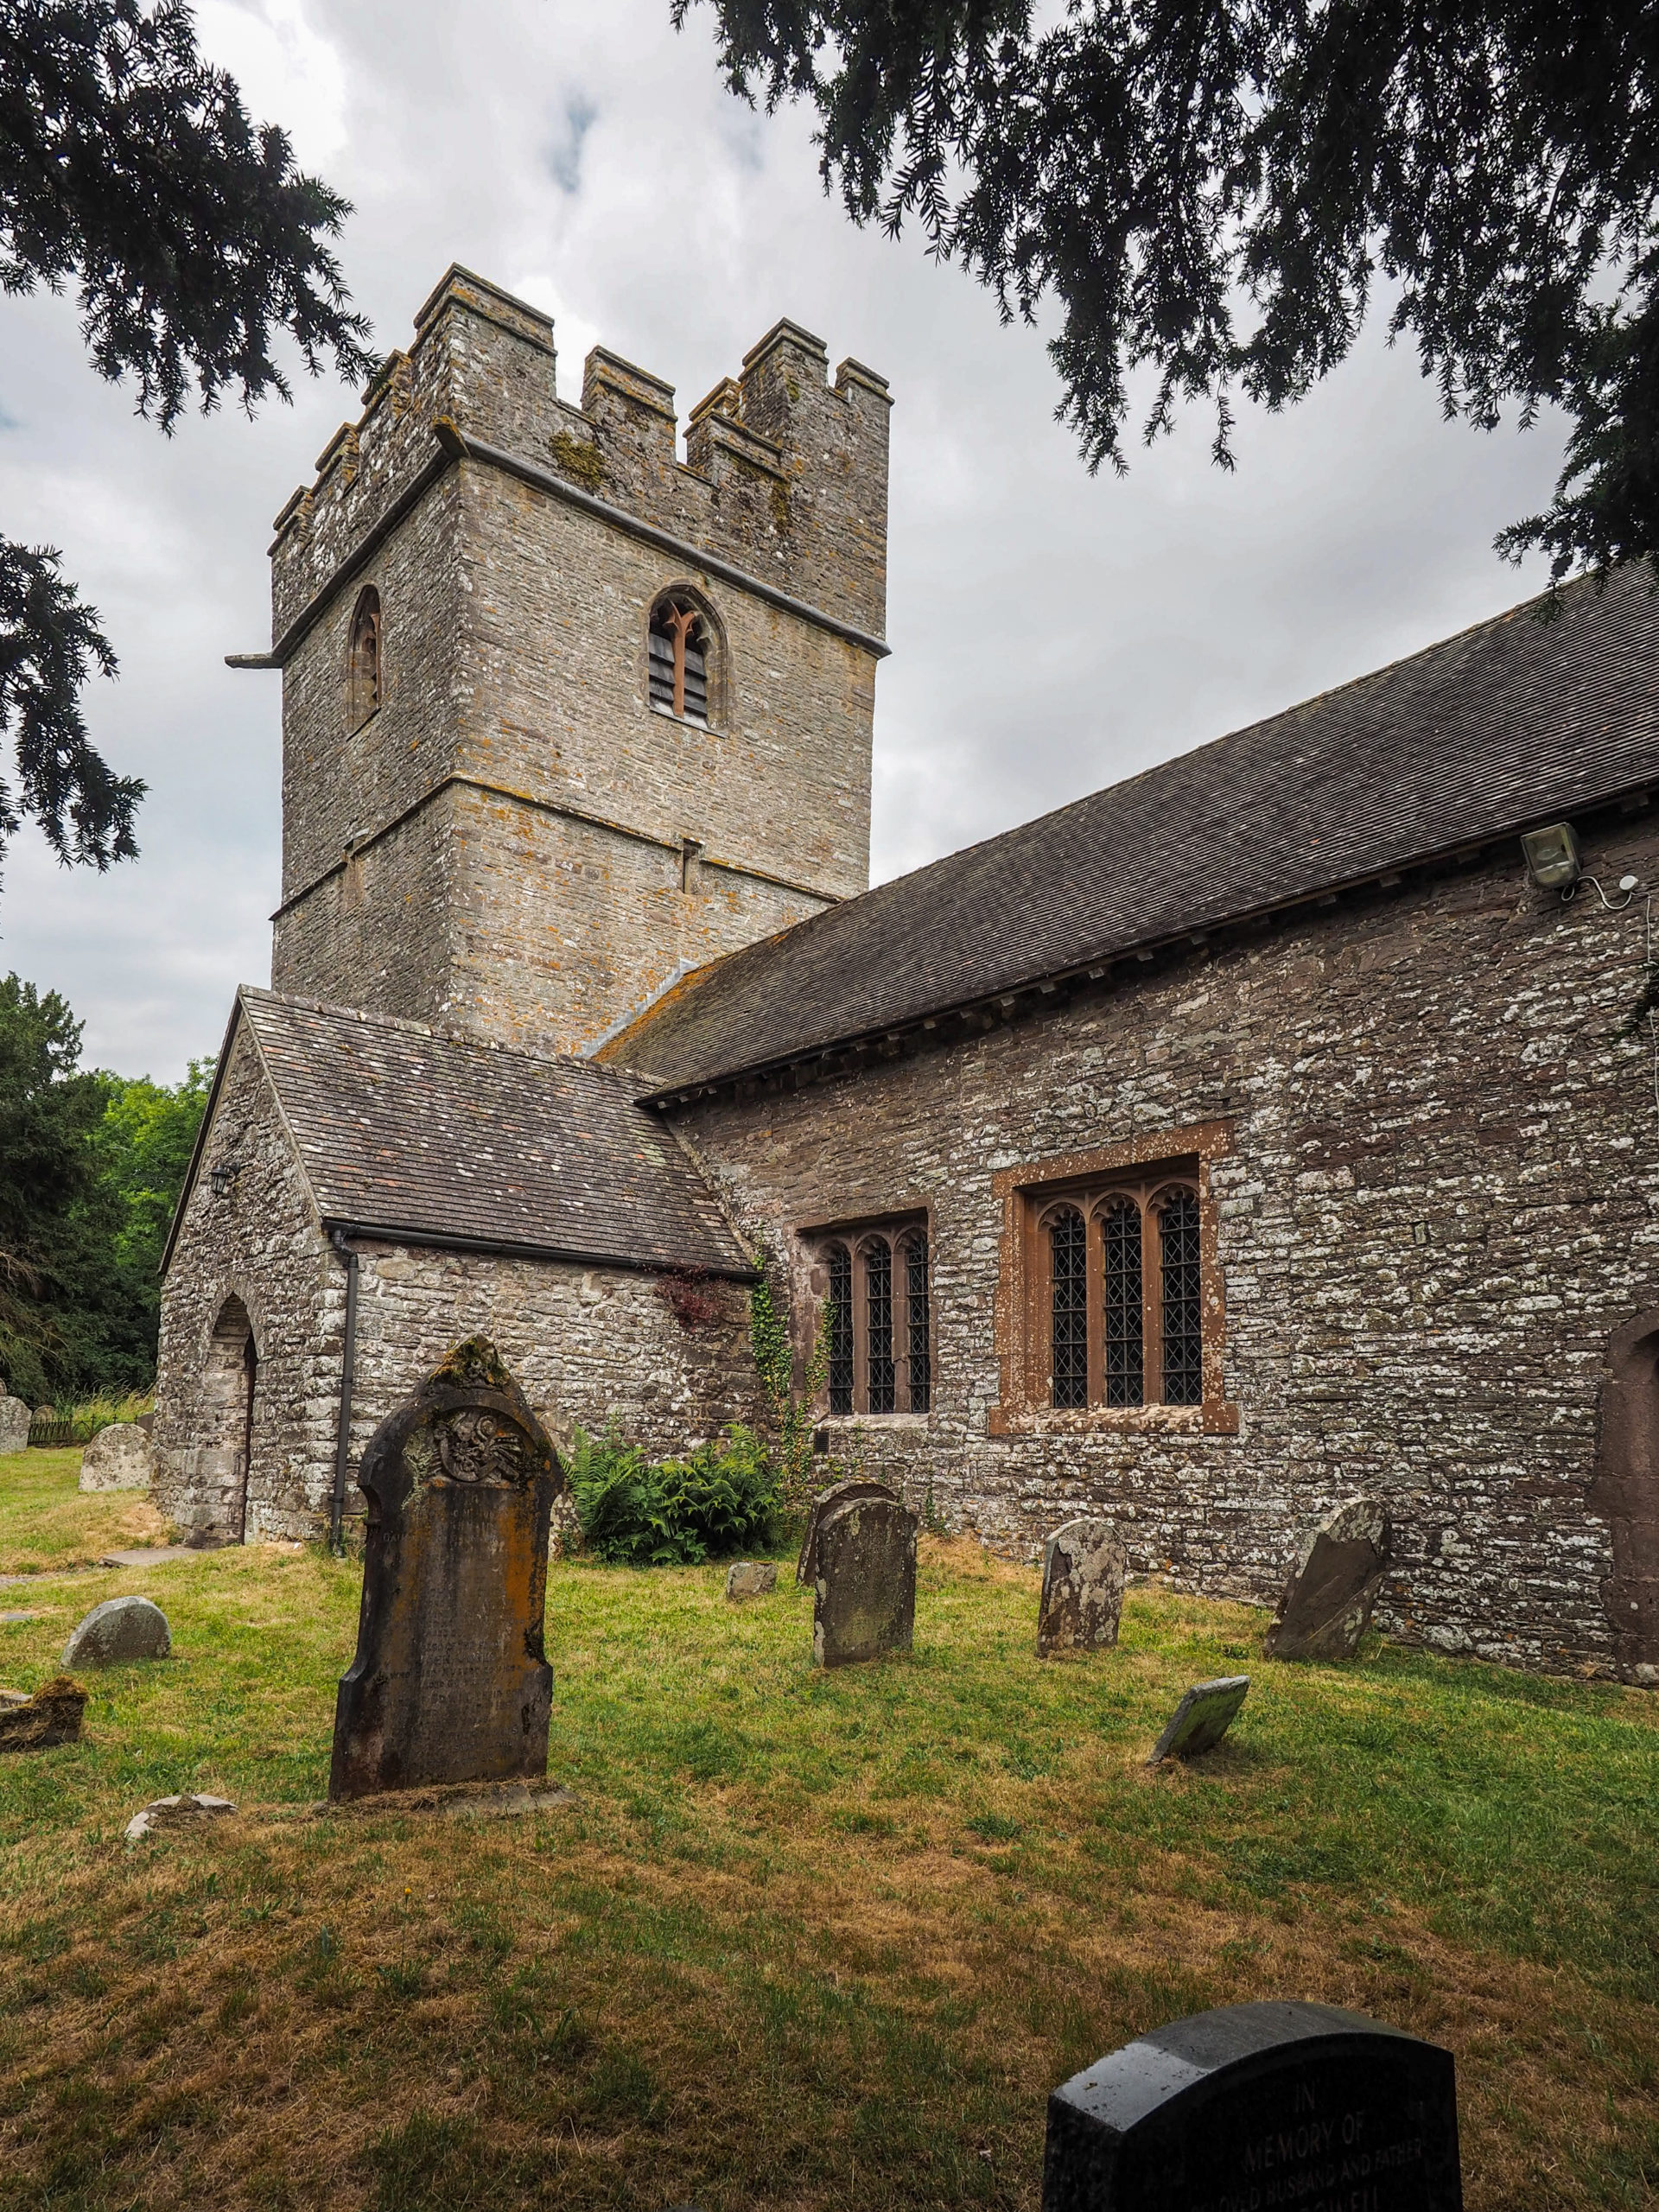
[328,1230,360,1555]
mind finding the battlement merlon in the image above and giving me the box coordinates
[264,264,893,652]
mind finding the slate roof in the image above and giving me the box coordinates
[228,989,750,1274]
[613,566,1659,1093]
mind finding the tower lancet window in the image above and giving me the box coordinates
[348,586,382,728]
[649,593,710,723]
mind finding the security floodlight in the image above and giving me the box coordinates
[1520,822,1581,890]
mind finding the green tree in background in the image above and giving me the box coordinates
[0,969,207,1401]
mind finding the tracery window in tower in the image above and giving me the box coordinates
[648,593,710,723]
[348,585,381,728]
[1049,1205,1089,1409]
[904,1230,931,1414]
[1158,1188,1204,1406]
[1100,1198,1144,1408]
[864,1236,895,1414]
[826,1243,854,1415]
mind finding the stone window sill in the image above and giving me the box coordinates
[986,1401,1239,1439]
[649,702,718,734]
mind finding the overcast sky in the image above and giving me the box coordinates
[2,0,1572,1083]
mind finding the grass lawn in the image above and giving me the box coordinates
[0,1449,168,1574]
[0,1458,1655,2210]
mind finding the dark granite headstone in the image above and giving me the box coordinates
[1265,1496,1393,1661]
[813,1495,917,1667]
[1037,1516,1127,1656]
[1043,1999,1463,2210]
[1147,1675,1249,1764]
[329,1338,563,1802]
[796,1475,899,1585]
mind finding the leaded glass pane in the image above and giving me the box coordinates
[905,1233,931,1414]
[1159,1189,1203,1406]
[1101,1199,1144,1407]
[826,1244,853,1415]
[866,1237,895,1413]
[1050,1207,1088,1408]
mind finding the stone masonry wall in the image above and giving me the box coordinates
[267,265,887,1056]
[664,811,1659,1675]
[156,1017,765,1540]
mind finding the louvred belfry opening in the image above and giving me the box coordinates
[649,594,710,722]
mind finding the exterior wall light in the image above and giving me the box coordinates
[1521,822,1582,889]
[209,1159,241,1198]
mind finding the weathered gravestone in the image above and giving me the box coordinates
[1043,1999,1463,2211]
[0,1392,29,1455]
[1037,1516,1128,1657]
[330,1338,562,1802]
[726,1559,778,1603]
[814,1495,918,1667]
[79,1421,155,1492]
[62,1595,170,1667]
[1147,1675,1249,1764]
[796,1476,899,1585]
[1265,1495,1394,1661]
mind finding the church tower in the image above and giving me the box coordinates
[245,266,891,1058]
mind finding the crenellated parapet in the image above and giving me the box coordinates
[266,265,891,650]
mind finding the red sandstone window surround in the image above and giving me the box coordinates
[809,1218,931,1417]
[990,1124,1237,1436]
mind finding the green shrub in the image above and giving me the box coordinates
[568,1421,779,1567]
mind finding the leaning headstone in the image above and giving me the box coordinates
[725,1559,777,1603]
[79,1421,155,1492]
[1036,1516,1127,1656]
[62,1595,171,1668]
[1043,1999,1463,2210]
[124,1793,236,1842]
[1147,1675,1249,1764]
[795,1475,899,1585]
[1265,1495,1393,1661]
[330,1338,563,1802]
[813,1495,917,1668]
[0,1394,29,1454]
[0,1677,86,1751]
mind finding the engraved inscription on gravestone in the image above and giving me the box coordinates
[329,1338,563,1802]
[1043,1999,1463,2212]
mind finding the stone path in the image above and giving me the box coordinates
[0,1545,210,1591]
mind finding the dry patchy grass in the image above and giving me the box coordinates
[0,1449,168,1575]
[0,1484,1655,2211]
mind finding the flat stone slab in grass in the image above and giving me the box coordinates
[0,1395,29,1454]
[0,1676,86,1751]
[796,1477,899,1586]
[813,1495,917,1668]
[1265,1496,1393,1662]
[1042,1999,1464,2211]
[330,1337,563,1802]
[62,1595,170,1668]
[125,1793,237,1842]
[1036,1516,1127,1656]
[725,1559,777,1602]
[1147,1675,1249,1764]
[97,1547,209,1569]
[78,1421,155,1492]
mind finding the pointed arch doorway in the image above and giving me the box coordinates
[203,1296,258,1544]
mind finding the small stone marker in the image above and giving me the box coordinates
[725,1559,777,1602]
[796,1476,899,1585]
[1042,1999,1463,2211]
[330,1338,563,1802]
[1147,1675,1249,1764]
[62,1595,171,1668]
[78,1421,155,1492]
[0,1395,29,1454]
[0,1676,86,1751]
[813,1495,917,1668]
[124,1793,237,1842]
[1037,1516,1127,1656]
[1265,1495,1394,1661]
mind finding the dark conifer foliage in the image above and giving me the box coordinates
[679,0,1659,583]
[0,0,373,884]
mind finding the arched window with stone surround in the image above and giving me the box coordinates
[348,585,382,728]
[648,590,711,723]
[826,1242,854,1415]
[903,1230,931,1414]
[1099,1196,1144,1408]
[1157,1186,1203,1406]
[1048,1205,1088,1409]
[862,1234,895,1414]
